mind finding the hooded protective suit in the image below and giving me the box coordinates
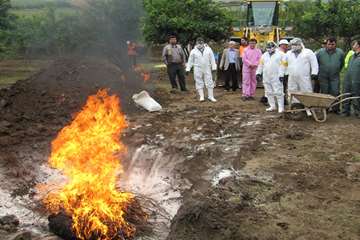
[281,39,319,101]
[257,49,285,113]
[186,44,217,102]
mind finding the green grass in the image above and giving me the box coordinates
[352,155,360,162]
[10,0,75,17]
[0,73,31,87]
[0,60,49,88]
[11,7,77,17]
[10,8,44,16]
[11,0,70,9]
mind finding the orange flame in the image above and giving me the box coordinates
[44,89,135,239]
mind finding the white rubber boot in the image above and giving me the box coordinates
[266,96,276,112]
[198,89,205,102]
[277,96,285,113]
[207,88,217,102]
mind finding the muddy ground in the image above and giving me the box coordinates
[0,58,359,240]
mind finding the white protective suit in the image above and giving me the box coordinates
[186,45,217,101]
[281,47,319,99]
[256,50,285,113]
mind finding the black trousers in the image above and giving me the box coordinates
[225,63,238,91]
[167,63,186,91]
[238,58,243,88]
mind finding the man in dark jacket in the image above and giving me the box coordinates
[162,35,187,92]
[316,38,345,97]
[342,39,360,117]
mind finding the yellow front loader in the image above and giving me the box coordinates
[231,0,286,46]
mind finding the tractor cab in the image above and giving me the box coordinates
[247,0,279,27]
[231,0,284,47]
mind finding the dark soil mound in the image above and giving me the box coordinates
[0,57,150,150]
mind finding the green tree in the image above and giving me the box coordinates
[142,0,234,44]
[1,0,144,59]
[0,0,11,28]
[284,0,360,47]
[0,0,15,57]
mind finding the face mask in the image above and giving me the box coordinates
[267,47,275,54]
[197,43,205,50]
[292,45,302,52]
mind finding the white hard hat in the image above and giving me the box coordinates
[279,39,289,45]
[229,41,236,45]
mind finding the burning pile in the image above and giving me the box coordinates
[41,89,146,239]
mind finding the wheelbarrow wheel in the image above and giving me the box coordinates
[285,103,307,121]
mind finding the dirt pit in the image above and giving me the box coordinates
[0,58,359,240]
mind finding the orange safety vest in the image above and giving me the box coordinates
[239,46,248,58]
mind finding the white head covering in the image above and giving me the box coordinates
[290,38,305,52]
[279,39,289,45]
[290,38,303,46]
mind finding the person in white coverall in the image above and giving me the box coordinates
[281,38,319,103]
[186,38,217,102]
[256,42,285,113]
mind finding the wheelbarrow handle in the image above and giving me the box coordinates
[334,93,351,100]
[329,96,360,109]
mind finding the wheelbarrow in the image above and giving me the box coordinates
[285,91,360,123]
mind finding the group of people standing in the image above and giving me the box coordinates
[162,35,360,117]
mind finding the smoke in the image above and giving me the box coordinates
[73,0,150,106]
[74,0,144,64]
[16,0,152,112]
[19,0,144,63]
[69,0,89,8]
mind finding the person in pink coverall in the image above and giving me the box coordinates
[242,39,262,100]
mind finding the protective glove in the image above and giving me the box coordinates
[279,77,285,82]
[256,74,262,82]
[311,74,318,81]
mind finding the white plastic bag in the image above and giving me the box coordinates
[132,90,162,112]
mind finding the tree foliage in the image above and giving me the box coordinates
[142,0,234,44]
[0,0,11,27]
[0,0,15,56]
[284,0,360,46]
[0,0,143,59]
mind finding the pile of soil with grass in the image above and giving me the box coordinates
[0,58,151,150]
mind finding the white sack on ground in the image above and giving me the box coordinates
[132,90,162,112]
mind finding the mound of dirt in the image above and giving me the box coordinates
[167,177,276,240]
[0,58,152,150]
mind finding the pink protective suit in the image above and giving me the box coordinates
[242,47,262,97]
